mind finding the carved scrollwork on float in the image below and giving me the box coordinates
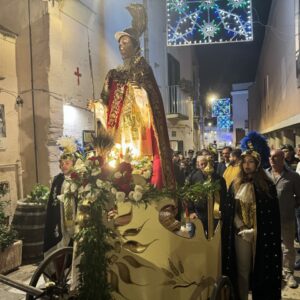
[122,239,158,254]
[122,219,149,239]
[108,198,221,299]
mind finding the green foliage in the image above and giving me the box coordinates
[75,193,113,300]
[0,201,17,252]
[25,184,50,206]
[177,180,221,204]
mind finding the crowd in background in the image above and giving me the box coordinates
[172,142,300,299]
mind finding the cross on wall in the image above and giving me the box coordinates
[74,67,82,85]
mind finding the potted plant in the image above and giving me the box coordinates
[12,184,50,263]
[24,184,50,206]
[0,182,22,274]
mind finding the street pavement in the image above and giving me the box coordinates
[1,257,300,299]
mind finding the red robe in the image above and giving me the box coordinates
[101,56,175,189]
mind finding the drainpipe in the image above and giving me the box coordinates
[27,0,39,183]
[143,0,149,62]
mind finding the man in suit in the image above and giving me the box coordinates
[216,146,232,176]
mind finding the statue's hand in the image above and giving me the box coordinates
[87,99,98,111]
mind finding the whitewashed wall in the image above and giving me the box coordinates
[231,82,252,145]
[249,0,300,133]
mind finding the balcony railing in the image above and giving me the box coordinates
[165,85,188,117]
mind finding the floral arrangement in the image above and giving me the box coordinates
[58,131,157,299]
[57,136,78,154]
[57,130,221,299]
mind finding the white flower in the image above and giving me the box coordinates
[96,179,103,188]
[103,182,112,191]
[111,187,117,194]
[132,191,142,202]
[128,191,135,200]
[132,169,142,175]
[87,193,97,202]
[134,185,144,193]
[84,159,92,167]
[116,191,126,202]
[114,172,122,179]
[84,184,91,192]
[74,159,87,173]
[93,188,100,196]
[57,136,77,154]
[142,170,151,179]
[78,186,85,194]
[57,194,64,202]
[70,183,77,193]
[91,168,101,176]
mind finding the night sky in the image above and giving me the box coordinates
[195,0,273,99]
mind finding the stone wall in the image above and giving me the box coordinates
[0,31,22,218]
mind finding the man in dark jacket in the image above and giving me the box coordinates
[216,146,232,176]
[186,155,226,236]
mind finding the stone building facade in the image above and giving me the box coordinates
[0,0,199,200]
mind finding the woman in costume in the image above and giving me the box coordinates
[91,4,175,189]
[222,149,282,300]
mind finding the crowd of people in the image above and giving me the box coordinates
[42,6,300,298]
[172,142,300,299]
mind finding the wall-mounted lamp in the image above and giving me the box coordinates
[16,96,24,106]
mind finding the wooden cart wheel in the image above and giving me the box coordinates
[210,276,235,300]
[26,247,73,300]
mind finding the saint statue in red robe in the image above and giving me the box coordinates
[94,28,175,189]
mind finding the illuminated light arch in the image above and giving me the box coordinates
[167,0,253,46]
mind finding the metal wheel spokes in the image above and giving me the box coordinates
[26,247,73,300]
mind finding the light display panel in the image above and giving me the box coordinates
[212,98,231,117]
[167,0,253,46]
[211,98,232,129]
[217,115,233,129]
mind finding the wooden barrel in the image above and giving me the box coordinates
[12,201,46,263]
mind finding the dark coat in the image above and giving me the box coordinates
[187,170,227,234]
[43,173,65,252]
[216,161,227,176]
[222,182,282,300]
[173,161,185,187]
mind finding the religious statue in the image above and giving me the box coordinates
[90,4,175,189]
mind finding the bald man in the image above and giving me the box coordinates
[266,149,300,288]
[186,155,226,236]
